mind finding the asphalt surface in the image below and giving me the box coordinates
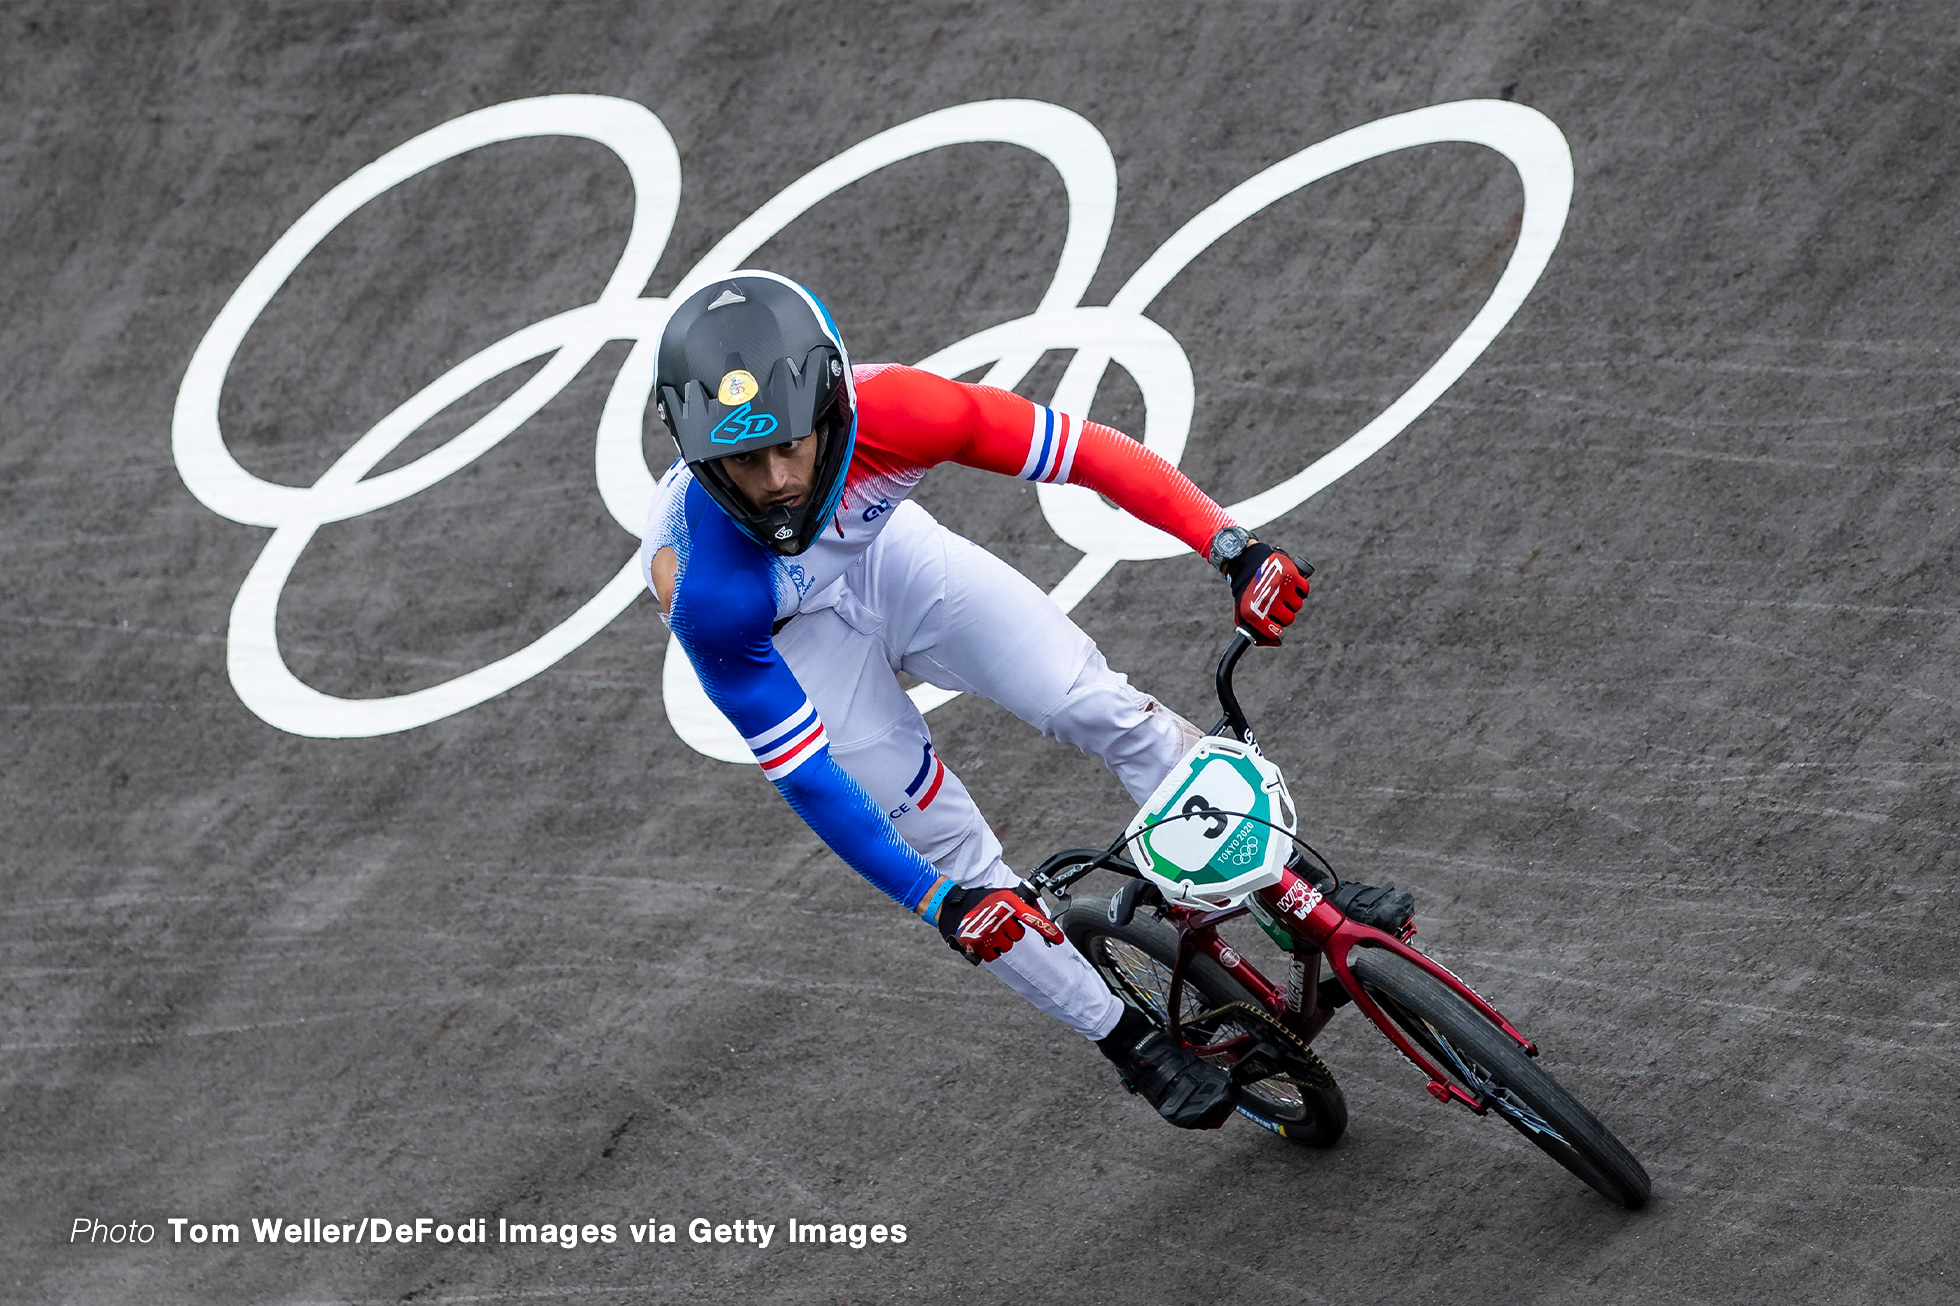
[5,3,1958,1303]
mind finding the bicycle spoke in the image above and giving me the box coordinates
[1061,894,1348,1148]
[1094,939,1306,1111]
[1423,1025,1572,1145]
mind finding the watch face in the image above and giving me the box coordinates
[1212,526,1249,564]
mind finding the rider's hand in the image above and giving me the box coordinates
[1224,542,1312,645]
[935,884,1064,963]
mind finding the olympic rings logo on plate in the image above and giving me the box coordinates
[172,95,1572,759]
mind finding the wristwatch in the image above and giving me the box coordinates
[1208,524,1253,572]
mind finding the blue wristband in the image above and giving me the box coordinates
[916,876,958,926]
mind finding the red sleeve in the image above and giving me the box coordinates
[1063,421,1235,558]
[853,364,1233,558]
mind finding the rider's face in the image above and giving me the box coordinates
[717,435,818,512]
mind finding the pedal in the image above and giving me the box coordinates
[1230,1040,1290,1088]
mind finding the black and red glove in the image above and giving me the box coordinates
[934,884,1064,963]
[1224,542,1312,645]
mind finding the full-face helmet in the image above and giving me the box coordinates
[651,271,856,556]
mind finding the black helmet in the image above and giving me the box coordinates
[652,270,856,556]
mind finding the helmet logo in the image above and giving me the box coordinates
[709,401,779,443]
[707,287,746,310]
[773,524,794,540]
[717,369,759,406]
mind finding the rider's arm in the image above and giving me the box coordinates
[852,364,1234,558]
[666,481,943,913]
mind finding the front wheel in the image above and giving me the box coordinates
[1059,894,1347,1147]
[1346,947,1651,1208]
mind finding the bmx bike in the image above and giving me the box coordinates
[1026,630,1651,1209]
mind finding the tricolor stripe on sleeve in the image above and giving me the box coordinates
[1016,405,1080,484]
[745,700,829,781]
[903,741,947,810]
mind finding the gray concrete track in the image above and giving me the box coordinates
[3,2,1956,1302]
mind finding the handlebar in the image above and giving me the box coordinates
[1208,628,1258,751]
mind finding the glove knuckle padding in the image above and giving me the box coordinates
[957,899,1011,941]
[943,886,1061,960]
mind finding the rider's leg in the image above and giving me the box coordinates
[851,502,1201,805]
[850,507,1408,936]
[773,606,1123,1041]
[812,509,1238,1128]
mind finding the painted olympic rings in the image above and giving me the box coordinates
[172,96,1572,758]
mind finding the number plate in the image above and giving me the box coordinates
[1125,736,1295,906]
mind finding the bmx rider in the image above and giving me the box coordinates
[641,271,1411,1129]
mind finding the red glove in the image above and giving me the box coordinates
[935,884,1064,963]
[1225,543,1312,645]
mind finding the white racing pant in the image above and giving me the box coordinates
[775,502,1203,1041]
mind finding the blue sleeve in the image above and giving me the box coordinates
[666,481,943,913]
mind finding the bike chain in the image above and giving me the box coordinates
[1185,1000,1338,1093]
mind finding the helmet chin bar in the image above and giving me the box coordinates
[690,455,809,555]
[756,501,802,551]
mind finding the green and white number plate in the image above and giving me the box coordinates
[1125,736,1295,906]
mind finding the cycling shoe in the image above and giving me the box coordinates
[1098,1008,1236,1130]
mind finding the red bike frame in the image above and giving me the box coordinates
[1161,863,1538,1115]
[1091,628,1543,1118]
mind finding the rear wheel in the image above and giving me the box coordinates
[1059,893,1347,1147]
[1346,947,1651,1208]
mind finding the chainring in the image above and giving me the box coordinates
[1184,1000,1338,1093]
